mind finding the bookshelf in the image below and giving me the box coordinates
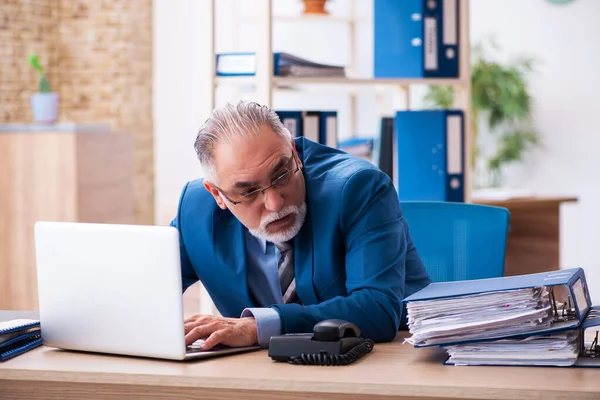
[205,0,472,199]
[192,0,472,315]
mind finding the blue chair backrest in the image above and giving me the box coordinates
[400,201,510,282]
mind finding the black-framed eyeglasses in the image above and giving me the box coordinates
[215,156,300,205]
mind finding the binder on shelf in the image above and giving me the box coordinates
[403,268,593,348]
[374,0,460,78]
[0,319,43,362]
[372,117,394,182]
[395,110,464,202]
[275,110,338,148]
[216,52,345,77]
[319,111,338,149]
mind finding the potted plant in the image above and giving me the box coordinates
[28,53,59,123]
[424,38,540,188]
[302,0,330,15]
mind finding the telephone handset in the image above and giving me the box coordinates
[268,319,374,366]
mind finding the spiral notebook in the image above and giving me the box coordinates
[0,319,43,362]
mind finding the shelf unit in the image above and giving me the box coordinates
[205,0,472,200]
[193,0,472,316]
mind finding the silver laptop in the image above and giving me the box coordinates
[34,221,260,361]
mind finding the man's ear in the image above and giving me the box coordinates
[291,138,303,169]
[203,180,228,210]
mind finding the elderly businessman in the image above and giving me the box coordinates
[171,101,430,350]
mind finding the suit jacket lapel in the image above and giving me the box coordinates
[212,209,256,313]
[293,205,318,305]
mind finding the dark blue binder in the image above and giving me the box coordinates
[275,111,303,138]
[275,110,337,148]
[318,111,338,148]
[374,0,460,78]
[395,110,464,202]
[404,268,593,347]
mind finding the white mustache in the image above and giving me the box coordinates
[260,207,297,229]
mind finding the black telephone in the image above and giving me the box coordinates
[268,319,374,366]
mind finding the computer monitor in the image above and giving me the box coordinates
[34,221,260,361]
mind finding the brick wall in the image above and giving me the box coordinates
[0,0,154,225]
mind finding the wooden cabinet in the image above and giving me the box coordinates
[473,196,578,277]
[0,124,135,310]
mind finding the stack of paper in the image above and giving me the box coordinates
[444,331,581,366]
[405,287,553,346]
[0,319,42,362]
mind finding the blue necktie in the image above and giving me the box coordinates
[275,241,300,304]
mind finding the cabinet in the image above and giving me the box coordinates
[0,124,135,310]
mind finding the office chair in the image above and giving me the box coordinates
[400,201,510,282]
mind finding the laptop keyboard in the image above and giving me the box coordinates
[186,339,229,353]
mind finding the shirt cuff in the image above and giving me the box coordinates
[241,307,281,348]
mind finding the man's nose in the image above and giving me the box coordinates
[263,187,284,212]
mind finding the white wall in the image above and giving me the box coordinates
[154,0,600,298]
[153,0,215,225]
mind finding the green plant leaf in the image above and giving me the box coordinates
[28,53,44,75]
[423,85,454,109]
[39,76,52,93]
[487,128,539,171]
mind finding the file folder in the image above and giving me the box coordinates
[395,110,464,202]
[403,268,593,348]
[374,0,460,78]
[275,110,338,148]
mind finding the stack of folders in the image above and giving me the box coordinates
[403,268,600,367]
[0,319,42,362]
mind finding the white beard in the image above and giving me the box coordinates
[249,203,307,244]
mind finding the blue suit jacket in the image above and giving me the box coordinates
[171,138,430,342]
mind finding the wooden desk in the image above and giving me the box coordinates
[473,196,578,277]
[1,332,599,400]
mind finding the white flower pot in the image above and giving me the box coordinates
[31,93,59,123]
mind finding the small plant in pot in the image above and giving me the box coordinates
[301,0,330,15]
[28,53,59,124]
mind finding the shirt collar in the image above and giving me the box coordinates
[257,237,267,254]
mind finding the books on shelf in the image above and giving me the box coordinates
[403,268,600,367]
[0,319,42,362]
[216,52,346,77]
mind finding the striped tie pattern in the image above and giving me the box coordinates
[275,241,300,304]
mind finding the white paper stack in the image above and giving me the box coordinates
[444,331,581,366]
[405,287,553,346]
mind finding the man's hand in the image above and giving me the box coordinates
[184,314,258,350]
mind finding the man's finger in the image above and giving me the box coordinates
[184,314,212,325]
[184,321,221,345]
[201,330,226,351]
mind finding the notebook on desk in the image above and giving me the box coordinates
[34,221,261,361]
[0,319,43,362]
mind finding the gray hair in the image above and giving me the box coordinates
[194,101,292,183]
